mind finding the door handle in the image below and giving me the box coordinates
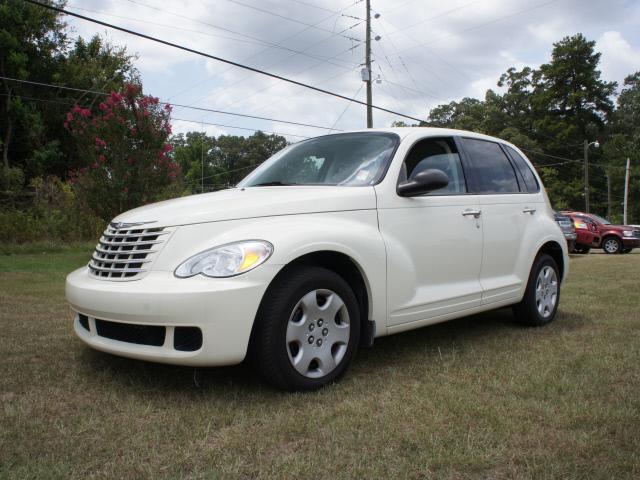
[522,207,536,214]
[462,209,481,218]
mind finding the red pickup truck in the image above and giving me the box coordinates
[561,211,640,254]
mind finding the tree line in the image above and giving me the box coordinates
[1,1,639,246]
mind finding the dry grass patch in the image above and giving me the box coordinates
[1,251,639,478]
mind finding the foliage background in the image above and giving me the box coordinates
[1,2,640,245]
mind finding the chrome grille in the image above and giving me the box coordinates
[88,222,168,280]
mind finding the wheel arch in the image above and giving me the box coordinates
[251,250,375,349]
[536,240,566,282]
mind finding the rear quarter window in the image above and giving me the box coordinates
[504,145,540,193]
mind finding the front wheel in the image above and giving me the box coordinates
[513,253,560,326]
[602,236,622,254]
[250,266,360,391]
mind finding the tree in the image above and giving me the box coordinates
[0,0,67,174]
[604,72,640,223]
[427,97,489,131]
[66,84,181,220]
[533,34,617,141]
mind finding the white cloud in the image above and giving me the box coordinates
[65,0,640,134]
[597,31,640,86]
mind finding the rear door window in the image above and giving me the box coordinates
[459,138,520,194]
[504,145,539,193]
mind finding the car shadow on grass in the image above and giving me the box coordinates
[77,307,585,395]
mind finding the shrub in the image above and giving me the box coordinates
[65,83,182,221]
[0,166,25,193]
[0,176,104,244]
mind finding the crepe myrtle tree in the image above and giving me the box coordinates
[65,84,182,221]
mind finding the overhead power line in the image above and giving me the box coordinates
[0,76,340,131]
[172,117,310,139]
[393,0,559,56]
[165,0,364,102]
[0,92,311,139]
[25,0,429,125]
[226,0,361,42]
[69,4,357,71]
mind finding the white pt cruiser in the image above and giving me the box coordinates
[66,128,568,391]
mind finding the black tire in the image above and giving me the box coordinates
[602,236,622,254]
[573,245,590,254]
[250,265,360,391]
[513,253,561,326]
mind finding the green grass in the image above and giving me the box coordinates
[1,250,639,479]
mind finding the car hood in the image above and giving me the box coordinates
[598,224,637,231]
[111,186,377,227]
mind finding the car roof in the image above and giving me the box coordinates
[326,127,526,156]
[345,126,508,142]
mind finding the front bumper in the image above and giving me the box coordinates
[66,265,280,366]
[622,238,640,249]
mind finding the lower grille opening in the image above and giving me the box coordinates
[78,314,90,331]
[174,327,203,352]
[95,319,165,347]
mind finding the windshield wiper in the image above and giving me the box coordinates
[250,181,298,187]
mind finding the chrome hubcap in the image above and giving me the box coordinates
[535,266,558,318]
[604,239,619,253]
[286,289,350,378]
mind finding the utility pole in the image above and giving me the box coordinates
[606,174,611,220]
[583,140,590,213]
[201,121,205,193]
[623,157,630,225]
[365,0,373,128]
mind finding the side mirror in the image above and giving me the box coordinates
[397,169,449,197]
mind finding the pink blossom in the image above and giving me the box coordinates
[95,137,107,148]
[63,121,69,129]
[66,112,74,122]
[79,108,91,118]
[125,84,140,96]
[162,143,173,153]
[130,127,137,136]
[98,155,106,162]
[99,102,108,111]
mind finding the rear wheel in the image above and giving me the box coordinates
[250,265,360,391]
[602,236,622,254]
[513,253,560,326]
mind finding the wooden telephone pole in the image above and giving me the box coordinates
[365,0,373,128]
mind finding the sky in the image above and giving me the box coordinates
[65,0,640,141]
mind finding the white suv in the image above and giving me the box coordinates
[66,128,568,391]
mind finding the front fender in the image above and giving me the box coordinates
[154,210,388,336]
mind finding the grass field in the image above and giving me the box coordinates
[1,248,639,479]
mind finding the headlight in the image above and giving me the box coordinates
[622,231,633,237]
[175,240,273,278]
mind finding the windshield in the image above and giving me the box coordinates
[238,132,399,187]
[590,214,611,225]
